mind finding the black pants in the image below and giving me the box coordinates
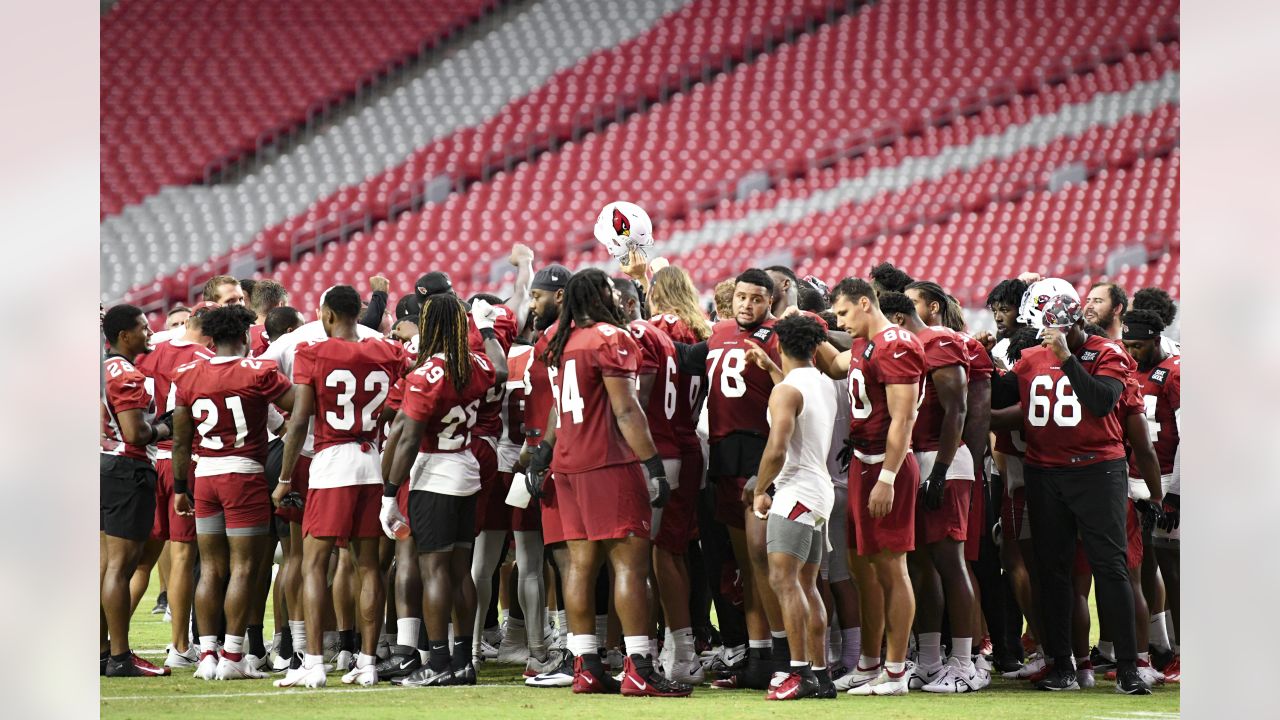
[1025,459,1136,668]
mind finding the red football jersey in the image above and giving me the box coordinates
[174,356,292,463]
[648,314,704,453]
[1127,356,1180,476]
[135,339,214,452]
[1014,335,1133,468]
[501,344,535,447]
[523,324,558,442]
[704,319,781,444]
[548,324,642,473]
[911,326,969,452]
[468,303,518,439]
[101,355,156,461]
[957,332,994,382]
[846,326,927,459]
[293,337,407,453]
[628,319,681,458]
[400,352,496,454]
[250,324,270,358]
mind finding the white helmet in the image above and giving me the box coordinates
[1018,278,1080,328]
[594,201,653,259]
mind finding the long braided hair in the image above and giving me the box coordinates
[906,280,965,330]
[541,269,627,367]
[413,294,472,392]
[649,265,712,340]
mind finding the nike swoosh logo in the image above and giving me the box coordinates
[632,676,647,691]
[409,386,422,392]
[584,674,596,685]
[938,341,952,346]
[894,351,907,358]
[777,683,798,699]
[399,660,415,670]
[619,349,629,355]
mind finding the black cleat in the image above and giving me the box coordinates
[1115,666,1153,695]
[150,591,168,615]
[1089,645,1117,673]
[394,664,456,687]
[1036,666,1080,691]
[451,661,477,686]
[376,645,422,681]
[1150,646,1176,673]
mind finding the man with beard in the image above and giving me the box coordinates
[1084,282,1127,340]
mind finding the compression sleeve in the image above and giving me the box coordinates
[1060,356,1122,417]
[674,341,709,377]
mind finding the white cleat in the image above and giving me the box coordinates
[164,645,200,669]
[244,654,269,674]
[274,663,327,688]
[496,624,530,664]
[922,658,981,693]
[341,664,378,687]
[477,639,499,661]
[667,658,706,685]
[333,650,354,673]
[1138,664,1165,686]
[1004,653,1046,679]
[848,666,911,696]
[215,654,268,680]
[192,651,219,680]
[835,663,883,691]
[908,663,944,690]
[1079,667,1096,688]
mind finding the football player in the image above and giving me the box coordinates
[248,280,288,357]
[1084,282,1127,340]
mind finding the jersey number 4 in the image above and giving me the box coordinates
[1028,375,1082,427]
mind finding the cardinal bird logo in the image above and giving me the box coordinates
[613,207,631,237]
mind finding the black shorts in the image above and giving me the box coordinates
[263,438,290,540]
[101,455,158,541]
[408,490,477,553]
[708,432,767,480]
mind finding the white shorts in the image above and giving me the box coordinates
[496,440,522,474]
[307,443,382,490]
[914,446,976,487]
[410,450,481,496]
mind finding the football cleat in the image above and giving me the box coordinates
[1035,666,1079,691]
[496,623,529,664]
[164,644,200,669]
[978,635,994,658]
[192,650,219,680]
[476,639,499,662]
[273,663,326,688]
[271,651,293,673]
[341,663,378,687]
[100,651,108,676]
[701,644,747,673]
[666,657,706,686]
[1114,666,1152,695]
[1004,652,1046,679]
[214,653,267,680]
[767,671,819,700]
[333,650,355,673]
[922,658,981,693]
[1162,656,1180,683]
[834,662,883,691]
[572,655,621,695]
[452,661,477,686]
[620,654,690,697]
[1079,667,1096,689]
[393,665,455,687]
[1150,646,1177,673]
[605,647,626,672]
[908,662,944,690]
[1088,645,1117,673]
[847,665,911,696]
[104,652,171,677]
[150,591,168,615]
[375,645,422,681]
[524,649,566,678]
[526,651,575,687]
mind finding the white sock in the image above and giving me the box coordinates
[271,632,283,651]
[200,635,219,654]
[566,633,576,655]
[748,639,771,650]
[303,653,323,669]
[859,654,881,671]
[950,637,973,670]
[1149,612,1172,652]
[771,630,788,639]
[447,623,454,647]
[224,635,244,655]
[790,660,808,668]
[918,632,943,670]
[885,660,905,675]
[841,627,861,667]
[289,621,307,654]
[1098,641,1115,660]
[1138,651,1150,664]
[623,635,649,658]
[569,634,598,658]
[396,618,421,648]
[555,610,567,631]
[356,652,376,669]
[673,627,695,662]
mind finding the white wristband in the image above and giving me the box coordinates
[877,469,897,486]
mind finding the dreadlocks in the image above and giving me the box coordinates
[541,269,626,368]
[414,294,472,393]
[906,280,965,330]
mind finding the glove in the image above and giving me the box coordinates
[525,441,554,499]
[155,409,175,434]
[1134,499,1164,533]
[470,298,498,331]
[835,437,853,474]
[380,496,408,540]
[642,455,670,508]
[922,461,949,511]
[279,489,304,510]
[1158,493,1179,532]
[525,469,548,501]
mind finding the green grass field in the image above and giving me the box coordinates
[102,567,1180,720]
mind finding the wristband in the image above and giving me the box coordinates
[642,455,665,479]
[877,469,897,486]
[174,477,188,495]
[383,483,399,498]
[278,479,292,485]
[479,327,498,341]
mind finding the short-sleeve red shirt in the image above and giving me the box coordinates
[293,337,407,453]
[911,326,970,452]
[101,355,156,461]
[847,326,927,459]
[1126,356,1180,476]
[174,356,292,463]
[628,319,680,458]
[704,319,781,444]
[400,352,496,454]
[548,324,642,473]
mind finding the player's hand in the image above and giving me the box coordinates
[271,480,292,508]
[527,441,554,478]
[778,305,801,319]
[1018,272,1043,284]
[379,496,408,540]
[470,298,498,331]
[641,456,670,508]
[1041,327,1071,362]
[370,276,390,293]
[1158,493,1179,532]
[744,346,779,374]
[174,491,194,518]
[509,242,534,266]
[620,249,648,281]
[922,463,949,511]
[752,492,772,518]
[868,481,894,519]
[525,470,548,500]
[1134,499,1164,534]
[973,331,997,352]
[649,257,670,273]
[836,437,854,474]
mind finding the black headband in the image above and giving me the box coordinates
[1122,320,1160,340]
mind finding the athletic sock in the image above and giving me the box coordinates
[428,641,450,672]
[1098,641,1115,661]
[858,654,881,671]
[771,632,790,662]
[223,634,244,659]
[323,630,339,652]
[271,631,283,655]
[302,653,323,670]
[1149,612,1172,652]
[672,627,695,663]
[594,615,608,647]
[112,651,132,663]
[452,636,472,670]
[623,635,649,658]
[288,621,307,656]
[840,627,861,669]
[1138,652,1151,665]
[569,634,598,660]
[555,610,568,632]
[918,632,943,671]
[885,660,906,676]
[950,637,974,670]
[245,624,266,657]
[338,629,356,653]
[396,618,422,649]
[200,635,219,654]
[790,660,809,668]
[356,652,376,669]
[748,639,771,650]
[279,626,293,658]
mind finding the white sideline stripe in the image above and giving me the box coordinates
[659,70,1180,256]
[102,684,520,702]
[1089,715,1179,720]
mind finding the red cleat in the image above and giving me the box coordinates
[620,655,692,697]
[572,655,620,694]
[766,672,819,700]
[1162,656,1179,683]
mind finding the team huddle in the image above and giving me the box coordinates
[100,237,1181,699]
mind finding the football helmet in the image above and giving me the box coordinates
[1039,294,1083,330]
[1018,278,1079,329]
[594,201,653,259]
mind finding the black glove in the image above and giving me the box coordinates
[525,469,548,500]
[155,409,175,434]
[642,456,670,508]
[922,461,949,511]
[527,441,554,477]
[1134,499,1164,533]
[835,437,853,474]
[1158,493,1179,532]
[280,490,305,510]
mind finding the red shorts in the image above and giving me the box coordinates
[557,463,651,542]
[472,438,509,533]
[275,454,311,523]
[1073,502,1143,574]
[195,472,271,531]
[964,474,985,562]
[712,475,749,530]
[540,473,565,545]
[303,484,381,540]
[654,451,703,555]
[916,478,971,546]
[507,472,542,532]
[151,459,196,542]
[848,454,919,556]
